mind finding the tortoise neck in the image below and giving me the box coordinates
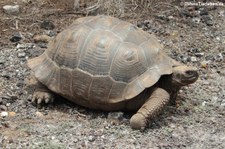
[158,75,180,97]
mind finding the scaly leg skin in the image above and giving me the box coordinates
[27,75,55,105]
[130,88,170,130]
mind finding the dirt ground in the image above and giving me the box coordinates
[0,0,225,148]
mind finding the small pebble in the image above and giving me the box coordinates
[40,20,55,30]
[195,52,204,57]
[216,36,221,41]
[37,43,47,48]
[46,30,56,37]
[33,34,52,43]
[202,101,208,106]
[88,136,95,142]
[192,17,200,24]
[8,112,16,117]
[0,57,6,64]
[16,44,27,49]
[221,100,225,107]
[3,5,20,15]
[179,9,192,17]
[1,71,10,79]
[107,112,124,120]
[215,53,223,62]
[10,33,22,42]
[202,15,213,26]
[1,111,9,117]
[17,52,26,58]
[36,111,44,117]
[219,10,224,17]
[0,105,7,111]
[200,61,209,68]
[22,0,32,4]
[190,56,197,62]
[199,8,209,16]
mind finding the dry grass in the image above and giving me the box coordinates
[44,0,177,18]
[0,0,177,46]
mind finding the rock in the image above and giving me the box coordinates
[17,52,26,58]
[192,17,200,24]
[179,9,192,17]
[155,15,169,21]
[46,30,56,37]
[1,111,8,117]
[201,101,208,106]
[8,112,16,117]
[195,52,204,57]
[216,36,221,41]
[107,112,124,120]
[189,48,200,53]
[16,80,24,88]
[205,55,214,61]
[22,0,32,4]
[202,15,213,26]
[219,10,224,17]
[0,105,7,111]
[16,43,34,49]
[33,34,52,43]
[36,111,44,117]
[180,55,188,63]
[199,8,209,16]
[168,16,174,20]
[40,20,55,30]
[190,56,197,62]
[3,5,20,15]
[88,136,95,142]
[220,70,225,76]
[1,71,10,79]
[221,100,225,107]
[16,44,27,49]
[10,33,22,42]
[6,103,11,107]
[200,61,209,68]
[0,56,6,64]
[37,43,47,48]
[215,53,223,62]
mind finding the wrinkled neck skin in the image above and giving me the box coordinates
[158,75,181,100]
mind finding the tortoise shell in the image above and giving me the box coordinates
[28,15,173,104]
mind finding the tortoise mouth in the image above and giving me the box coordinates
[173,70,199,86]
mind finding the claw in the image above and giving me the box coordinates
[32,97,36,103]
[37,98,42,104]
[45,97,50,104]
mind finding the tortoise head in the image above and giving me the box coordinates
[171,61,198,87]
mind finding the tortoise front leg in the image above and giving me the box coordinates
[130,88,170,129]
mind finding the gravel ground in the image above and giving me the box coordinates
[0,0,225,148]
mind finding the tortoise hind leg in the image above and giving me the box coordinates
[32,89,55,105]
[130,88,170,129]
[27,75,55,105]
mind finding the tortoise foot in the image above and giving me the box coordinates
[130,113,147,130]
[32,91,54,105]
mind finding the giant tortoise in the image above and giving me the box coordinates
[28,15,198,129]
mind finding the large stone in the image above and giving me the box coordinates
[3,5,20,15]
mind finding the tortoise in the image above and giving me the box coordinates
[27,15,198,129]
